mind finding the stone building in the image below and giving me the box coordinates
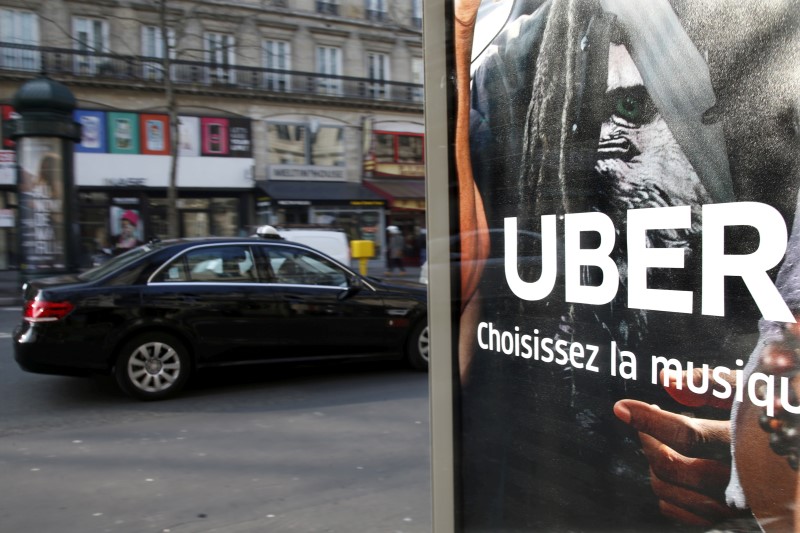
[0,0,425,269]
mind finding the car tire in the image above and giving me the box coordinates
[406,320,429,371]
[115,332,190,401]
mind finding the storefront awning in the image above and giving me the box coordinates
[363,178,427,211]
[257,181,386,206]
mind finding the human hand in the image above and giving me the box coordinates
[614,366,746,527]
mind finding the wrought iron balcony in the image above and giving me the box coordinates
[0,42,424,107]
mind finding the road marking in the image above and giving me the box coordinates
[0,332,12,338]
[1,307,19,312]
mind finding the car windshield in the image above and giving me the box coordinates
[78,244,155,282]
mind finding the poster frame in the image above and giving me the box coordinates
[423,0,457,531]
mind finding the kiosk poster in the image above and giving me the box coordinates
[450,0,800,531]
[107,112,140,154]
[74,110,107,153]
[140,114,170,155]
[17,138,65,272]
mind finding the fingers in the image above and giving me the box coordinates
[661,369,735,410]
[639,432,731,497]
[614,399,730,458]
[642,435,743,526]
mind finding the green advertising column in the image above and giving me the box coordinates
[8,76,81,280]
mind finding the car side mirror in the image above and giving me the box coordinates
[338,275,364,300]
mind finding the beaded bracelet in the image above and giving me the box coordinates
[757,323,800,471]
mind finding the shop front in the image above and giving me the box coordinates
[71,110,256,266]
[363,177,426,266]
[255,180,387,253]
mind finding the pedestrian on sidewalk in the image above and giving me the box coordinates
[385,225,406,275]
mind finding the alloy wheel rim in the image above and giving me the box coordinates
[418,326,430,363]
[127,341,181,393]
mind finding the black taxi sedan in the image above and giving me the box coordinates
[14,237,429,400]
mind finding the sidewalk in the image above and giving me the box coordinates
[350,259,422,282]
[0,269,22,307]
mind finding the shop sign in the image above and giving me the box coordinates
[0,208,14,227]
[103,177,148,187]
[349,200,385,206]
[425,0,800,531]
[374,163,425,177]
[269,165,347,181]
[393,198,425,211]
[0,150,15,185]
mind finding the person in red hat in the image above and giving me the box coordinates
[113,209,142,254]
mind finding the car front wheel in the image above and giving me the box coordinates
[115,333,190,401]
[406,321,429,371]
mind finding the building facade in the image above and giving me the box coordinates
[0,0,425,269]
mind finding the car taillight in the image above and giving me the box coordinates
[23,300,75,323]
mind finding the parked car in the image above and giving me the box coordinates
[276,227,352,266]
[13,237,429,400]
[254,225,352,266]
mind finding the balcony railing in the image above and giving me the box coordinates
[0,42,424,106]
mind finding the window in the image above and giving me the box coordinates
[0,9,39,71]
[154,245,256,283]
[316,46,342,95]
[141,25,175,80]
[316,1,339,15]
[366,0,387,22]
[375,133,395,163]
[411,57,424,102]
[411,0,422,28]
[263,40,291,91]
[266,122,345,167]
[268,248,347,287]
[267,124,307,165]
[311,125,345,166]
[366,52,390,99]
[373,132,424,164]
[73,17,109,76]
[205,32,236,84]
[398,135,424,163]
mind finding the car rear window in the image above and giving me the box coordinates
[78,245,155,282]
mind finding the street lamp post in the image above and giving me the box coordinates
[8,75,81,281]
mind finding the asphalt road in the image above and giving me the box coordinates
[0,308,432,533]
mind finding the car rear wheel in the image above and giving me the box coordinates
[115,333,190,401]
[406,320,429,371]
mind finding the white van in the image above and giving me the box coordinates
[256,226,351,266]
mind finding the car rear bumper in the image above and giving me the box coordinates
[13,323,111,376]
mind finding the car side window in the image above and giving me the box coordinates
[153,245,256,283]
[267,248,348,287]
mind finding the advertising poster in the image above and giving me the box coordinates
[228,118,253,158]
[16,138,66,272]
[0,150,15,185]
[201,117,229,156]
[439,0,800,531]
[2,105,16,149]
[178,116,200,157]
[140,114,170,155]
[109,206,143,255]
[74,110,107,153]
[107,112,140,154]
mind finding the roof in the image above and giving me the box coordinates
[363,178,426,200]
[258,180,385,203]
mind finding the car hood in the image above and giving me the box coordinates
[367,277,427,295]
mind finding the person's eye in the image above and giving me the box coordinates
[609,86,656,126]
[616,94,641,122]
